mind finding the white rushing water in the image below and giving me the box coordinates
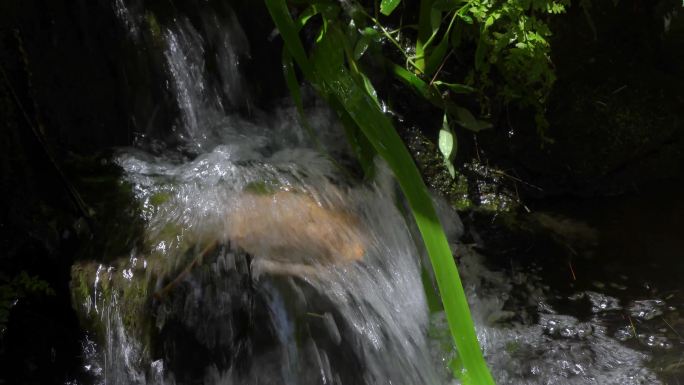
[73,2,663,385]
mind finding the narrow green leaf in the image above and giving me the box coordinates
[295,5,318,29]
[390,63,432,99]
[265,0,313,76]
[458,13,473,24]
[445,159,456,178]
[433,81,475,94]
[424,34,450,76]
[282,49,304,116]
[421,266,443,313]
[388,62,444,107]
[455,106,492,132]
[272,0,365,179]
[353,33,371,60]
[439,114,455,161]
[439,114,457,178]
[311,25,494,385]
[416,0,438,72]
[360,72,381,108]
[380,0,401,16]
[282,48,322,144]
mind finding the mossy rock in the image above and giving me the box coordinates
[70,257,155,353]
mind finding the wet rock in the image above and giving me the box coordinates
[628,299,666,321]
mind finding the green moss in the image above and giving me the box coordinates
[244,180,279,195]
[149,191,171,207]
[146,12,163,44]
[70,258,154,353]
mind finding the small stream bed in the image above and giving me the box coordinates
[463,179,684,384]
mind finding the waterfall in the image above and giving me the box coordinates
[71,2,663,385]
[73,3,444,384]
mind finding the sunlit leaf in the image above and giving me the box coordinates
[265,0,312,76]
[360,72,381,108]
[458,13,473,24]
[433,81,475,94]
[416,0,441,72]
[295,5,318,29]
[380,0,401,16]
[354,33,371,60]
[424,33,450,76]
[439,114,457,178]
[389,62,446,109]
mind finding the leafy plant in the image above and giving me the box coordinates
[283,0,570,180]
[265,0,574,382]
[265,1,495,384]
[0,272,55,336]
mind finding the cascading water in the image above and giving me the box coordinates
[74,3,442,384]
[71,2,668,385]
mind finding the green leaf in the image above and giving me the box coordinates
[278,4,360,178]
[455,106,492,132]
[380,0,401,16]
[310,25,494,385]
[265,0,313,76]
[295,5,319,29]
[353,33,371,60]
[360,72,381,108]
[416,0,441,72]
[433,81,476,94]
[265,3,495,383]
[389,62,448,109]
[330,96,377,179]
[458,13,473,24]
[439,114,457,178]
[353,27,379,60]
[424,34,450,76]
[439,114,456,161]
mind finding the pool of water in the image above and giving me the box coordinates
[458,181,684,384]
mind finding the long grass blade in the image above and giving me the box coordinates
[312,27,494,385]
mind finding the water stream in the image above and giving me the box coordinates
[70,2,680,384]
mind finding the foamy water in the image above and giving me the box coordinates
[70,2,665,384]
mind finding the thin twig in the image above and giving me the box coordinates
[661,316,682,339]
[429,50,454,86]
[0,63,91,221]
[153,240,219,301]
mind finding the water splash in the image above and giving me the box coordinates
[434,243,662,385]
[73,2,668,385]
[75,138,442,384]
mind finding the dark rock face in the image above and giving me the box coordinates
[1,0,138,152]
